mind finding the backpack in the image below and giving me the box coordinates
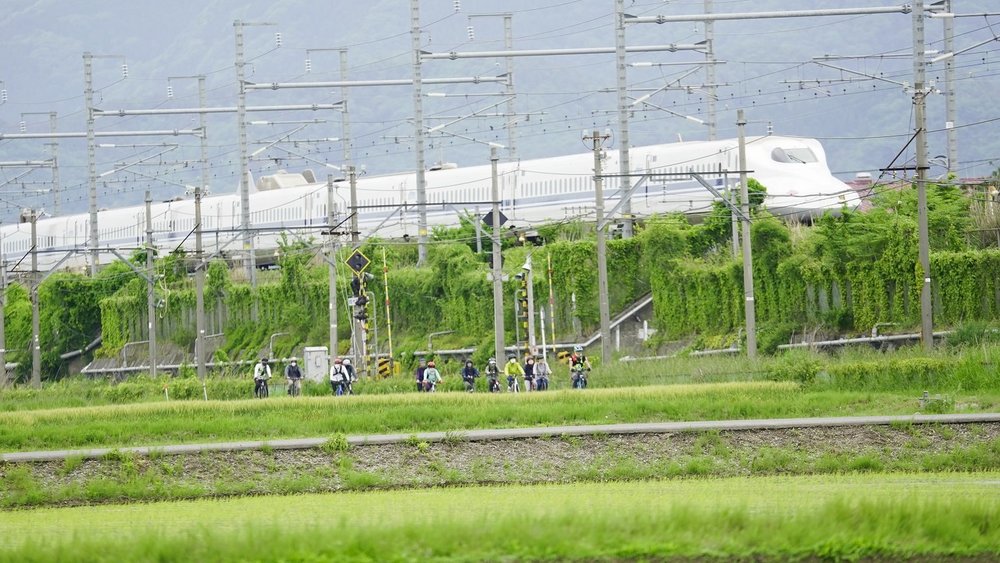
[331,366,345,382]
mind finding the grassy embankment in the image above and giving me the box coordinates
[1,381,996,453]
[3,343,998,410]
[0,473,997,562]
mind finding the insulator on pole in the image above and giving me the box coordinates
[275,32,282,47]
[121,63,128,78]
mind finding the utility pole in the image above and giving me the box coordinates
[704,0,718,140]
[349,166,359,244]
[339,49,354,167]
[327,175,338,368]
[145,191,157,378]
[525,255,536,351]
[194,187,207,391]
[490,147,506,361]
[913,1,934,351]
[30,210,40,388]
[943,0,958,174]
[615,0,634,238]
[410,0,429,266]
[588,130,612,363]
[737,110,757,358]
[84,53,98,276]
[0,246,6,386]
[235,20,261,294]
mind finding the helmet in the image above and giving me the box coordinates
[573,345,583,352]
[508,355,516,361]
[289,357,297,362]
[342,358,351,365]
[261,357,269,363]
[488,358,496,364]
[427,361,436,367]
[334,358,343,364]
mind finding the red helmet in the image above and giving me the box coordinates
[334,358,343,364]
[427,361,436,367]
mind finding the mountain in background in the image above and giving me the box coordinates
[0,0,997,220]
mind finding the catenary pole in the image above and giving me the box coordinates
[411,0,429,266]
[589,130,612,363]
[943,0,958,174]
[327,175,338,369]
[145,192,157,379]
[195,187,207,396]
[30,210,40,388]
[615,0,633,238]
[737,110,757,358]
[913,1,934,350]
[490,147,506,361]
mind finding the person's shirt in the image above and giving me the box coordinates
[424,367,442,383]
[485,363,499,377]
[504,361,524,377]
[415,365,427,381]
[330,364,347,382]
[285,364,302,379]
[535,361,552,377]
[523,362,535,378]
[344,364,356,381]
[570,354,588,368]
[254,362,271,380]
[462,366,479,380]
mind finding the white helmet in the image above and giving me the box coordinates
[573,345,583,352]
[343,358,352,365]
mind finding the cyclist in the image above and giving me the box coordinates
[523,356,536,392]
[484,358,501,393]
[569,345,591,389]
[284,357,303,397]
[329,358,349,396]
[343,358,357,395]
[253,357,271,398]
[534,356,552,391]
[461,359,479,392]
[423,360,442,392]
[504,355,524,393]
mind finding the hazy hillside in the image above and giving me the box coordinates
[0,0,997,220]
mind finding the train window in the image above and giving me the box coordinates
[772,147,817,163]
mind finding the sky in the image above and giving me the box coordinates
[0,0,998,220]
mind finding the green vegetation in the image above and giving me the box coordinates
[0,381,996,453]
[4,422,997,509]
[0,474,997,561]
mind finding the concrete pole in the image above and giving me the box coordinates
[592,130,612,364]
[913,1,934,350]
[339,49,354,166]
[737,110,757,358]
[526,256,536,351]
[704,0,717,141]
[615,0,634,239]
[490,147,506,361]
[474,205,482,253]
[327,175,338,366]
[195,187,206,387]
[234,21,258,290]
[410,0,429,265]
[145,192,157,378]
[503,14,517,161]
[0,248,6,386]
[943,0,958,175]
[349,166,359,244]
[84,53,98,276]
[30,210,40,388]
[48,112,61,215]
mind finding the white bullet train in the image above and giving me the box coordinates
[0,135,859,270]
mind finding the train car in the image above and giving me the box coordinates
[0,135,859,270]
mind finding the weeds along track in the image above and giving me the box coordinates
[3,420,998,510]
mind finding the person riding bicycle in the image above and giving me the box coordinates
[504,355,524,393]
[284,357,303,397]
[253,357,271,398]
[534,356,552,391]
[423,361,442,392]
[342,358,357,395]
[523,356,536,392]
[484,357,501,393]
[569,345,591,389]
[329,358,349,396]
[461,360,479,392]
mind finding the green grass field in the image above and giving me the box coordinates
[0,473,996,562]
[2,381,994,453]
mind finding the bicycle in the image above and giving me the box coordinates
[287,378,302,397]
[507,375,520,393]
[255,378,270,398]
[488,377,501,393]
[571,367,589,389]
